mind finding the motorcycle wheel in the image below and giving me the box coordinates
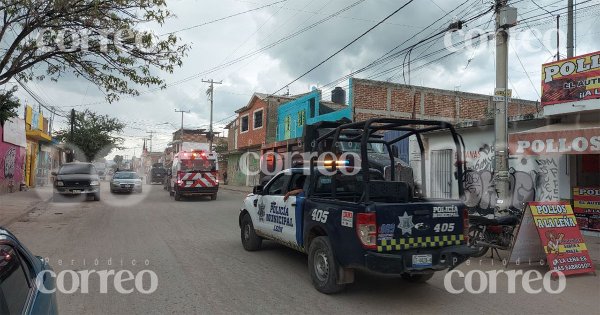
[468,226,489,258]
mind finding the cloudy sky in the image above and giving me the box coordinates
[11,0,600,159]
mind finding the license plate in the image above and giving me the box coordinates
[412,254,433,268]
[72,190,81,194]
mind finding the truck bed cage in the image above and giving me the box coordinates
[310,118,465,203]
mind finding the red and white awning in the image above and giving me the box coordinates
[509,123,600,155]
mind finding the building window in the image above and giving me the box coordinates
[253,109,263,129]
[297,110,306,127]
[240,115,249,133]
[309,99,316,118]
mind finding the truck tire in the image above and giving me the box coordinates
[93,192,101,201]
[240,214,262,251]
[401,273,434,283]
[308,236,345,294]
[174,190,181,201]
[468,226,489,258]
[211,194,217,200]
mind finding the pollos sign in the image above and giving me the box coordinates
[509,128,600,155]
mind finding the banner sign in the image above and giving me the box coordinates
[2,117,26,148]
[509,127,600,155]
[541,51,600,107]
[529,202,595,276]
[573,187,600,232]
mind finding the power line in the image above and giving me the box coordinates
[161,0,290,36]
[271,0,418,95]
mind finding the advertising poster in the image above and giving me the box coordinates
[573,187,600,232]
[529,202,595,276]
[508,205,546,264]
[541,51,600,106]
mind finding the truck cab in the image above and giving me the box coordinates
[169,150,219,201]
[238,118,477,294]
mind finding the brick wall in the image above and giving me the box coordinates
[351,78,540,123]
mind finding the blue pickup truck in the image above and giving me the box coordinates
[239,119,476,294]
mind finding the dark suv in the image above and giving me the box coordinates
[52,162,101,201]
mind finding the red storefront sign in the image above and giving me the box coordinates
[509,125,600,155]
[541,51,600,107]
[573,187,600,232]
[529,202,595,277]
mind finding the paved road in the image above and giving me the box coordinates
[8,183,600,314]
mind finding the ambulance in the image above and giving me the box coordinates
[169,150,219,201]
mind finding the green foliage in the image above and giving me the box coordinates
[0,0,189,102]
[54,110,125,162]
[0,87,20,125]
[113,155,124,167]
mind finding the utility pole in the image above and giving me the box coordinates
[493,0,517,216]
[556,15,561,61]
[68,108,75,162]
[202,79,223,151]
[175,109,190,152]
[567,0,574,58]
[146,130,155,152]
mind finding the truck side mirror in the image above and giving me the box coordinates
[51,171,57,176]
[253,185,264,195]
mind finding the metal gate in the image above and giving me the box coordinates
[431,149,453,199]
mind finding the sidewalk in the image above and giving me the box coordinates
[0,186,53,227]
[220,185,253,194]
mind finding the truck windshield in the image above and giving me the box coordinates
[59,164,95,175]
[340,141,385,154]
[181,159,216,172]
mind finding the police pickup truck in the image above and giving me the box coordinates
[239,119,476,294]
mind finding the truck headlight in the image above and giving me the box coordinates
[90,180,100,186]
[56,181,64,187]
[112,181,120,186]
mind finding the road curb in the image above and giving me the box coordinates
[1,196,52,227]
[220,186,252,194]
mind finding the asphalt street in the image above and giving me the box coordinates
[7,183,600,314]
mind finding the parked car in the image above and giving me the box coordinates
[0,227,58,314]
[110,171,143,193]
[52,162,101,201]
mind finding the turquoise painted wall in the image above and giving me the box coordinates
[277,90,352,142]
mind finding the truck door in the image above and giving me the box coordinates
[255,173,298,245]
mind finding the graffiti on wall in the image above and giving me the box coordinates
[535,157,559,201]
[3,148,16,178]
[461,144,555,216]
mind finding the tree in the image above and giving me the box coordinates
[0,0,189,103]
[0,87,20,126]
[113,155,124,168]
[54,110,125,162]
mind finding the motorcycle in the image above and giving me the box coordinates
[467,207,522,258]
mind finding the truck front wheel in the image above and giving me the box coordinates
[308,236,345,294]
[240,214,261,251]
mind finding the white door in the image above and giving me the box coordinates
[255,174,299,246]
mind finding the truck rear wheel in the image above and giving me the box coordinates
[211,194,217,200]
[174,190,181,201]
[401,273,434,283]
[308,236,345,294]
[240,214,261,251]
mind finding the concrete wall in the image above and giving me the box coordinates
[421,121,564,216]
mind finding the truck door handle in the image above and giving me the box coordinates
[291,203,296,207]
